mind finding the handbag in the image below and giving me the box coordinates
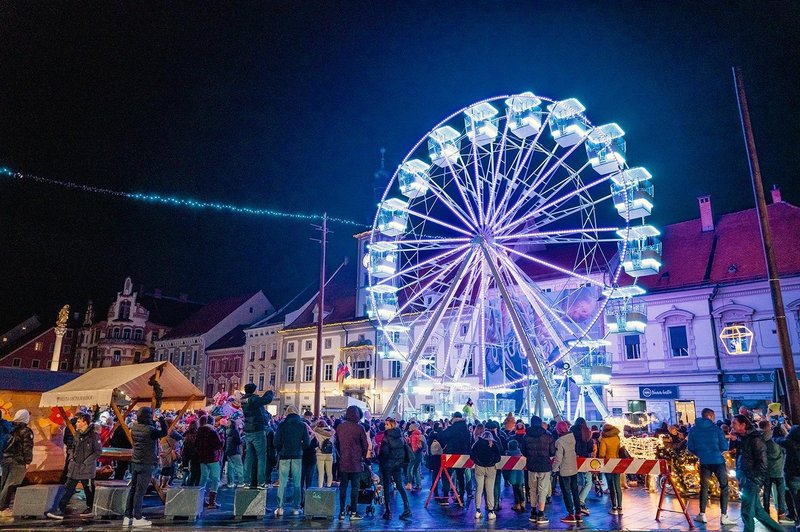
[618,445,630,459]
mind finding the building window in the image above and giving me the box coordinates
[63,344,71,354]
[258,373,265,390]
[249,347,256,362]
[113,350,122,364]
[123,328,131,339]
[669,326,689,357]
[304,363,314,382]
[305,340,313,351]
[160,352,167,361]
[286,365,295,382]
[271,345,278,359]
[114,328,121,338]
[725,321,751,354]
[353,358,371,379]
[134,351,141,363]
[324,338,332,350]
[324,363,333,381]
[31,359,40,369]
[192,349,198,365]
[60,361,68,370]
[390,360,402,379]
[422,345,437,377]
[269,372,276,386]
[65,329,73,338]
[180,351,186,366]
[34,341,43,351]
[462,352,474,376]
[134,329,143,340]
[260,346,266,360]
[624,335,641,360]
[151,331,159,342]
[461,323,469,336]
[287,342,295,354]
[248,374,254,384]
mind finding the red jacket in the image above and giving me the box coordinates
[195,425,223,464]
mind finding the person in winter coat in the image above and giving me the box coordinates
[687,408,735,525]
[471,431,502,521]
[181,419,200,486]
[300,422,318,506]
[731,415,783,532]
[109,421,132,480]
[158,416,183,490]
[195,415,224,509]
[503,412,516,432]
[405,421,424,490]
[553,420,581,524]
[273,405,309,516]
[47,412,102,519]
[438,412,472,504]
[0,410,34,516]
[124,407,168,527]
[758,420,790,522]
[523,415,555,524]
[378,418,412,521]
[315,419,335,488]
[334,405,369,520]
[505,439,525,511]
[775,425,800,526]
[239,382,274,489]
[572,417,594,516]
[223,419,244,488]
[599,424,624,515]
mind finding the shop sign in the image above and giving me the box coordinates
[639,385,679,400]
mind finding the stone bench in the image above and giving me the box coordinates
[233,488,267,520]
[93,481,130,518]
[164,486,205,521]
[12,484,64,518]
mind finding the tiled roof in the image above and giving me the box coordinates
[206,324,248,351]
[0,367,80,392]
[137,295,205,327]
[284,262,358,330]
[161,292,261,340]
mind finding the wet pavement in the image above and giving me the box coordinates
[0,476,793,531]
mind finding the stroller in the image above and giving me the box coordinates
[354,469,383,516]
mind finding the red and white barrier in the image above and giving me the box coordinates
[576,457,667,475]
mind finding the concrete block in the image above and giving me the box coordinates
[93,482,130,518]
[164,486,205,521]
[233,488,267,520]
[12,484,64,518]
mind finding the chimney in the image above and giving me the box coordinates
[698,195,714,232]
[771,185,783,204]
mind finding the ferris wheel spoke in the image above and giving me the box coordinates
[404,206,475,237]
[494,226,622,243]
[424,178,481,233]
[442,158,481,227]
[484,121,512,224]
[521,193,614,234]
[393,253,473,316]
[440,265,481,377]
[371,243,470,289]
[496,243,605,289]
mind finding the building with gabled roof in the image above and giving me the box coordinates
[0,313,80,371]
[153,291,273,389]
[205,324,248,398]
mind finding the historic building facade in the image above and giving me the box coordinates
[205,324,247,397]
[0,314,79,371]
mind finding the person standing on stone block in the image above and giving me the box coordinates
[223,418,244,488]
[335,405,369,520]
[240,383,274,489]
[196,415,224,510]
[124,407,168,528]
[273,405,309,516]
[47,412,102,520]
[0,410,34,517]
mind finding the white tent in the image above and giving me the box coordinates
[40,361,203,410]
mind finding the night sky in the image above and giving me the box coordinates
[1,2,798,330]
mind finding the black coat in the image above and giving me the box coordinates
[225,425,242,457]
[439,419,470,454]
[379,427,406,471]
[2,422,33,465]
[736,429,767,484]
[240,390,274,433]
[775,425,800,478]
[523,425,556,472]
[131,418,168,465]
[68,427,102,479]
[470,438,501,467]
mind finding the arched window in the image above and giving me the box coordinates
[118,301,131,320]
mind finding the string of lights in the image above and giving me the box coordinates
[4,169,369,227]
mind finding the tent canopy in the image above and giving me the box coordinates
[39,361,204,409]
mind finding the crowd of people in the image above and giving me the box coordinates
[0,392,798,531]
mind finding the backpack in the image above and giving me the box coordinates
[429,439,443,456]
[321,437,333,454]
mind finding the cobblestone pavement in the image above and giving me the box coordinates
[0,478,794,531]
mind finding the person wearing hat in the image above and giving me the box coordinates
[273,405,309,516]
[124,407,168,527]
[523,415,555,524]
[239,382,274,489]
[438,412,472,504]
[553,420,581,524]
[505,439,525,512]
[0,410,34,516]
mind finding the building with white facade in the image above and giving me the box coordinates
[153,291,273,388]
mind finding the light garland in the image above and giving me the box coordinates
[7,170,368,227]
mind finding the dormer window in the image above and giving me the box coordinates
[118,301,131,320]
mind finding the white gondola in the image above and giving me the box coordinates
[602,285,647,299]
[621,238,662,277]
[371,292,398,322]
[612,179,654,220]
[586,123,626,175]
[505,92,542,139]
[380,329,409,359]
[572,352,611,385]
[428,126,461,167]
[610,167,652,187]
[376,198,409,237]
[616,224,660,240]
[367,247,397,279]
[547,98,589,147]
[605,302,647,334]
[465,102,499,146]
[398,159,432,199]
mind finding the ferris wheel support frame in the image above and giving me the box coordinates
[479,239,563,420]
[381,247,477,418]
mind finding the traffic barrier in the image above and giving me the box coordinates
[426,453,693,528]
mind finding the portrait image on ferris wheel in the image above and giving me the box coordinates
[366,92,662,420]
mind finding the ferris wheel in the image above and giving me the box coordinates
[368,93,661,419]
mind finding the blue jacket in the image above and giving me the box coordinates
[687,417,728,465]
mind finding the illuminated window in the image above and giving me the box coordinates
[34,341,43,351]
[304,363,314,382]
[669,326,689,357]
[287,365,295,382]
[324,363,333,381]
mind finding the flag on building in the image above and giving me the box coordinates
[336,361,350,383]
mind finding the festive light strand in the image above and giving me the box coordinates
[3,168,368,227]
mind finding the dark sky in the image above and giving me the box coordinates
[1,2,798,329]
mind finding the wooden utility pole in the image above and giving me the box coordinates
[733,67,800,424]
[313,213,328,416]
